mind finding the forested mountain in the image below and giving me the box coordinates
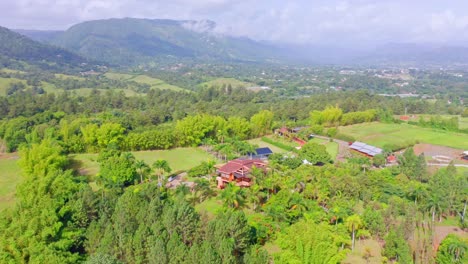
[38,18,280,65]
[0,26,89,71]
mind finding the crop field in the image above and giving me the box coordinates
[71,147,218,177]
[0,154,21,211]
[339,122,468,150]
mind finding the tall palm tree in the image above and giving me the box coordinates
[135,160,150,183]
[219,183,246,209]
[152,159,172,186]
[346,214,363,251]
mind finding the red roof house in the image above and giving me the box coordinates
[216,159,267,188]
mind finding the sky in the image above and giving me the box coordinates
[3,0,468,46]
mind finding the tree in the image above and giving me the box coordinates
[99,152,138,187]
[274,219,348,263]
[219,183,246,209]
[250,110,274,137]
[152,160,172,187]
[299,142,332,165]
[135,160,151,183]
[383,230,412,264]
[436,234,468,264]
[346,214,363,251]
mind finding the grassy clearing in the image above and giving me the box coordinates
[71,148,217,177]
[247,138,290,154]
[0,77,29,96]
[0,154,21,211]
[105,72,185,92]
[339,122,468,150]
[199,77,253,89]
[342,239,383,264]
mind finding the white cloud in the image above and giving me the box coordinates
[2,0,468,46]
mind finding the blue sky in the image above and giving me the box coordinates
[3,0,468,46]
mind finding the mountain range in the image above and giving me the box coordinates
[0,26,89,71]
[5,17,468,68]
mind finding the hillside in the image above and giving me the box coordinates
[0,26,89,71]
[48,18,280,65]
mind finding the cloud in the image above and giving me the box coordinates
[2,0,468,46]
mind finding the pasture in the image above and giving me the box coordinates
[104,72,185,92]
[71,147,218,177]
[339,122,468,150]
[198,77,253,89]
[0,154,21,211]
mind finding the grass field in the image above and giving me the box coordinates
[339,122,468,150]
[104,72,185,92]
[396,114,468,130]
[71,148,218,177]
[0,154,21,211]
[0,77,29,96]
[198,77,253,89]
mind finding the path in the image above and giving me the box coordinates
[314,135,350,162]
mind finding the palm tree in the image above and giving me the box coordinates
[447,238,468,262]
[193,179,213,203]
[346,214,363,251]
[135,160,150,183]
[152,160,172,187]
[219,183,246,209]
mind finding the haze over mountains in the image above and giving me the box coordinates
[5,17,468,67]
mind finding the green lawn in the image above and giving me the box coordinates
[198,77,253,89]
[339,122,468,150]
[71,148,218,177]
[308,137,339,160]
[194,197,223,219]
[0,154,21,211]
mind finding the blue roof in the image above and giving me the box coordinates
[256,147,273,155]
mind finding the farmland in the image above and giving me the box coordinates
[104,72,185,92]
[198,77,254,89]
[339,122,468,150]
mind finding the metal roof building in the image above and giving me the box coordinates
[349,142,383,157]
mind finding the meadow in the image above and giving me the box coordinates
[0,154,21,211]
[70,147,218,177]
[339,122,468,150]
[104,72,185,92]
[198,77,254,89]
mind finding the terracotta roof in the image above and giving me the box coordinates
[218,159,266,175]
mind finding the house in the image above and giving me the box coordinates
[249,147,273,159]
[216,159,267,189]
[349,141,383,157]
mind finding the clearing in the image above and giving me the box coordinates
[70,147,218,177]
[0,153,21,211]
[198,77,254,89]
[104,72,185,92]
[339,122,468,150]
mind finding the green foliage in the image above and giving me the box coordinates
[383,229,413,264]
[0,140,92,263]
[299,142,332,165]
[98,152,138,187]
[274,219,348,264]
[398,147,427,182]
[251,110,274,137]
[436,234,468,264]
